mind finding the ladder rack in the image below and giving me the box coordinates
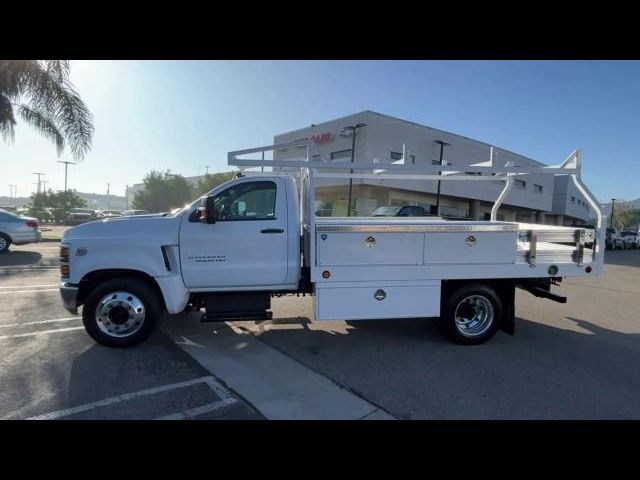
[228,140,603,229]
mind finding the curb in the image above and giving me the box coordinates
[40,238,61,243]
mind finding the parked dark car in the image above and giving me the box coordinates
[96,210,123,219]
[371,205,432,217]
[66,208,98,225]
[121,209,150,216]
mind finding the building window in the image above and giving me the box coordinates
[311,154,321,161]
[577,199,582,205]
[410,154,415,164]
[390,151,402,161]
[534,184,543,193]
[431,159,441,165]
[570,196,576,203]
[515,179,526,189]
[330,149,352,160]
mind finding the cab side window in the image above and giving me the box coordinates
[214,181,277,221]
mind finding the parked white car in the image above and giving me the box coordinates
[0,208,41,253]
[621,230,640,250]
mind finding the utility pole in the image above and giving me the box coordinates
[205,166,210,175]
[57,160,76,195]
[610,198,616,228]
[107,183,111,210]
[42,180,49,192]
[32,172,45,194]
[8,184,17,198]
[433,140,450,216]
[341,123,367,217]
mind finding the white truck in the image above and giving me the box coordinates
[59,142,604,347]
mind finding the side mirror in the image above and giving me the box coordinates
[199,196,219,224]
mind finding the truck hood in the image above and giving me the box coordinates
[62,215,180,245]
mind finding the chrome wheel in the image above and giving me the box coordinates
[95,291,146,338]
[454,295,494,338]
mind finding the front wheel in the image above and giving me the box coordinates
[82,278,162,348]
[437,284,503,345]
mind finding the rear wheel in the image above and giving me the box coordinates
[0,233,10,254]
[82,278,161,348]
[438,284,503,345]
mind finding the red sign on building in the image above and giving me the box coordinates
[311,132,333,144]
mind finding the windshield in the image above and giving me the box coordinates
[372,206,402,216]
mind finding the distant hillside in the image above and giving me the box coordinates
[600,198,640,217]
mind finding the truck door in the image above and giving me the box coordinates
[179,178,289,288]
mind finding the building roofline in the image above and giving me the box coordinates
[276,110,548,166]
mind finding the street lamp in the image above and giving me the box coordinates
[610,198,616,228]
[433,140,450,216]
[340,123,367,217]
[57,160,76,195]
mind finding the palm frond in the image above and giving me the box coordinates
[16,104,65,156]
[7,61,94,160]
[0,94,16,143]
[42,60,70,82]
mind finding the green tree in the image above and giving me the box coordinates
[133,171,194,213]
[612,203,640,230]
[0,60,94,160]
[29,189,86,223]
[193,171,237,197]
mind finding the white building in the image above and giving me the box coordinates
[273,111,594,225]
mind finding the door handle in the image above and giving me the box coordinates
[261,228,284,234]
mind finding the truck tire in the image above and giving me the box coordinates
[0,233,10,254]
[438,284,503,345]
[82,278,161,348]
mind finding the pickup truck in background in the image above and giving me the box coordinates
[371,205,433,217]
[621,230,640,249]
[606,228,625,250]
[58,143,604,348]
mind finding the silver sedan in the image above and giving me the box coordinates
[0,209,42,253]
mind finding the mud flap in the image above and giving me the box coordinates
[500,282,516,335]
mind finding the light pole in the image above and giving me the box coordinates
[341,123,367,217]
[610,198,616,228]
[433,140,450,216]
[57,160,76,195]
[32,172,45,194]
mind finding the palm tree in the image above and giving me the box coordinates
[0,60,94,160]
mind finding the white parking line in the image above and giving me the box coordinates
[155,398,237,420]
[0,284,58,289]
[0,317,79,329]
[0,288,58,295]
[0,326,85,340]
[27,376,236,420]
[0,266,59,272]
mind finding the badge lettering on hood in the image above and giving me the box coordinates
[187,255,226,263]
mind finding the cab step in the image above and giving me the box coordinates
[200,292,272,322]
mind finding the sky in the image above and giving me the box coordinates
[2,60,639,203]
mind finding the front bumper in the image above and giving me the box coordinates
[60,282,80,315]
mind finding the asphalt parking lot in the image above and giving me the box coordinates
[1,239,639,419]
